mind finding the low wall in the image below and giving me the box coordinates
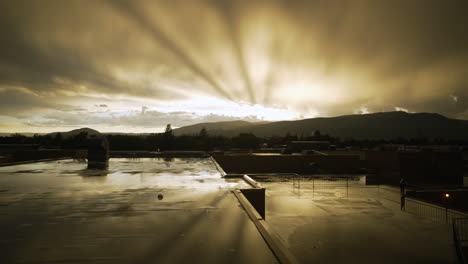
[213,155,362,174]
[1,149,87,165]
[322,150,365,160]
[110,151,209,158]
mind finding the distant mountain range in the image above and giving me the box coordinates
[173,120,260,135]
[48,127,101,138]
[173,111,468,140]
[4,111,468,140]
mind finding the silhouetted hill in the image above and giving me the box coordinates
[173,120,263,136]
[173,112,468,140]
[48,127,101,138]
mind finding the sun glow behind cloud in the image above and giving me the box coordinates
[154,97,298,120]
[1,0,468,133]
[0,93,298,133]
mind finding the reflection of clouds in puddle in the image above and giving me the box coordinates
[81,175,108,184]
[0,158,249,201]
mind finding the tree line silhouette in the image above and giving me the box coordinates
[1,124,467,151]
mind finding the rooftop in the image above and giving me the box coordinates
[0,158,277,264]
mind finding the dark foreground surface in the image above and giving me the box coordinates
[0,158,277,264]
[254,175,457,264]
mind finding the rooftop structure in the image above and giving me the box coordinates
[0,158,277,263]
[1,155,466,263]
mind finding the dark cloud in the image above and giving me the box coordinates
[24,109,262,129]
[0,89,51,117]
[1,0,468,132]
[0,0,191,100]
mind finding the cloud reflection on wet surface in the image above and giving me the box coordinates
[256,176,455,264]
[0,158,277,264]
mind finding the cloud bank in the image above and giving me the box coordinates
[1,0,468,132]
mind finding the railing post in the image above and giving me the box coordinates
[446,207,448,224]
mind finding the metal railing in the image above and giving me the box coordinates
[454,218,468,241]
[405,198,468,224]
[453,218,468,264]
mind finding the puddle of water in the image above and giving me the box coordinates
[0,158,250,195]
[0,158,278,264]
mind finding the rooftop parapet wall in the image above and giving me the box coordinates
[1,149,87,165]
[365,150,463,185]
[364,151,400,172]
[214,151,464,185]
[399,151,464,185]
[213,155,363,174]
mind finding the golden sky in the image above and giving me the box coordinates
[1,0,468,133]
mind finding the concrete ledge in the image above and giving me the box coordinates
[210,156,227,177]
[241,175,264,218]
[223,173,245,178]
[111,151,209,158]
[243,175,262,188]
[214,154,362,174]
[240,188,265,219]
[224,173,300,179]
[232,190,298,264]
[0,157,72,167]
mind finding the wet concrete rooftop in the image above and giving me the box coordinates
[1,159,459,264]
[0,158,277,264]
[255,175,456,264]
